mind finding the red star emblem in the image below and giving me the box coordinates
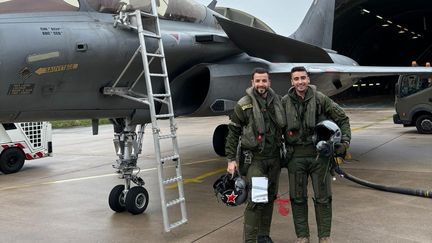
[225,191,238,203]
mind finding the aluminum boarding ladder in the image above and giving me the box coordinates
[104,1,187,232]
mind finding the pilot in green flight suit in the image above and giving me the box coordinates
[282,66,351,243]
[225,68,286,243]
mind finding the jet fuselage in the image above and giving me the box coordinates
[0,9,240,122]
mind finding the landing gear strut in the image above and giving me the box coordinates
[108,118,149,214]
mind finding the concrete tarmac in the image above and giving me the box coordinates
[0,108,431,243]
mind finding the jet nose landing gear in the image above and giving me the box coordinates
[108,119,149,215]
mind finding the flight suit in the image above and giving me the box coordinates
[282,86,351,238]
[225,87,285,243]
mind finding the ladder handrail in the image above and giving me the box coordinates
[106,1,187,232]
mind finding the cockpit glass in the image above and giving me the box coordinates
[101,0,206,22]
[0,0,79,13]
[158,0,206,23]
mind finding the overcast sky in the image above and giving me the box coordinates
[196,0,314,37]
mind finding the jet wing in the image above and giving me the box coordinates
[215,16,333,63]
[267,63,432,96]
[307,64,432,78]
[305,64,432,78]
[269,63,432,78]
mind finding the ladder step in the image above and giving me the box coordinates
[147,53,164,58]
[155,113,174,119]
[153,93,170,98]
[163,176,182,185]
[166,197,185,208]
[160,154,179,162]
[150,73,167,77]
[143,33,161,39]
[159,134,176,139]
[169,219,188,230]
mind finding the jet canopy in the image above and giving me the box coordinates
[0,0,79,13]
[88,0,206,23]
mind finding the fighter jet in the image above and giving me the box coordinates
[0,0,431,225]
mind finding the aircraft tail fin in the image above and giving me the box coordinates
[207,0,217,10]
[216,16,332,63]
[289,0,335,49]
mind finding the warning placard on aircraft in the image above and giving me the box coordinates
[8,84,34,95]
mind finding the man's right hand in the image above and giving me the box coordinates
[227,160,237,175]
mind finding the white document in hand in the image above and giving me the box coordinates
[251,177,268,203]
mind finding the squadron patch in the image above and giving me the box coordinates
[241,104,253,110]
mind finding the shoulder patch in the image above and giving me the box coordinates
[238,95,251,105]
[241,104,253,110]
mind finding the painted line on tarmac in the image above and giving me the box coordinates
[166,167,226,189]
[0,158,223,192]
[0,173,123,191]
[351,116,393,132]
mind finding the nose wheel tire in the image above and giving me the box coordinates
[125,186,149,215]
[108,185,126,212]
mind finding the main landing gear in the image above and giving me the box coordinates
[212,124,228,156]
[108,118,149,215]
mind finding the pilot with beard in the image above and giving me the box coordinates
[225,67,286,243]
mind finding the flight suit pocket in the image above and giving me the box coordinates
[241,122,258,150]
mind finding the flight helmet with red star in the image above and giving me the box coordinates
[213,172,247,206]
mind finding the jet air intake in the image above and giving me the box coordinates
[170,63,265,116]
